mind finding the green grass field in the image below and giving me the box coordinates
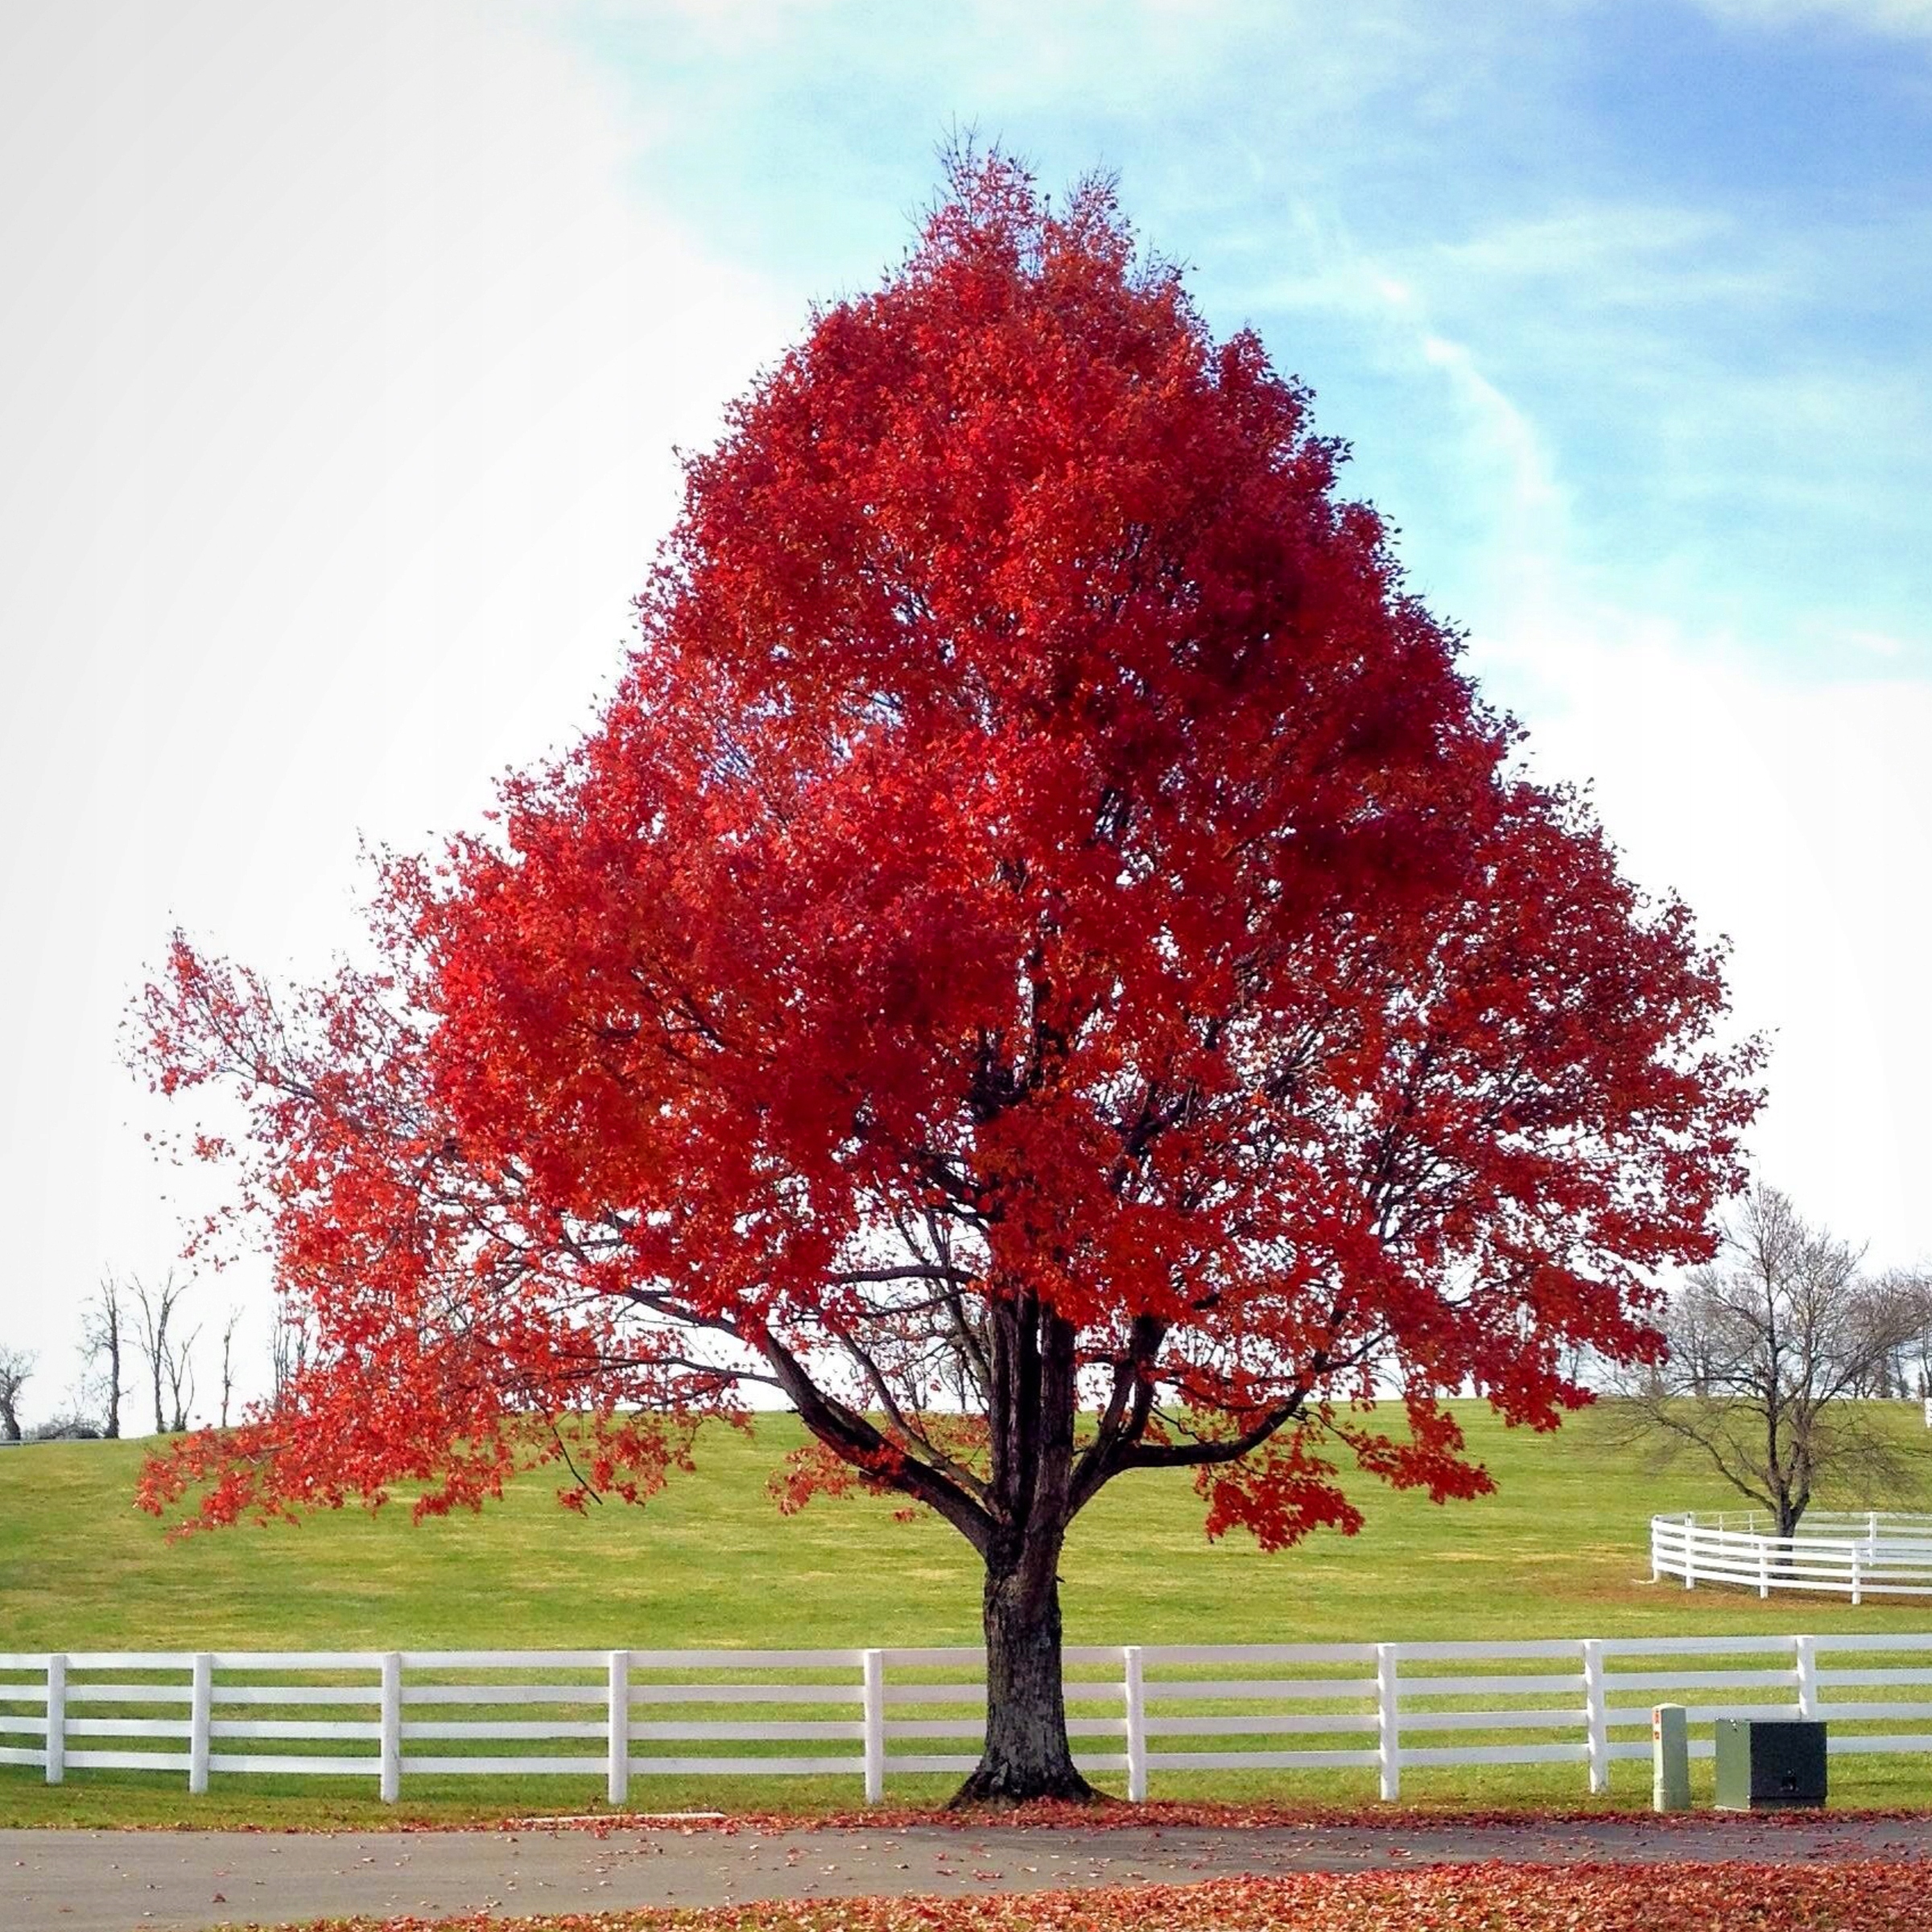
[6,1401,1932,1825]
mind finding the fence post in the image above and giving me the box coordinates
[43,1654,65,1786]
[606,1649,630,1808]
[379,1653,402,1804]
[1684,1521,1696,1591]
[1757,1541,1769,1600]
[188,1653,213,1796]
[1851,1544,1863,1607]
[1123,1645,1147,1803]
[1795,1635,1818,1719]
[861,1649,885,1805]
[1376,1643,1400,1802]
[1582,1639,1608,1797]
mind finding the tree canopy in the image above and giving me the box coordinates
[132,152,1761,1798]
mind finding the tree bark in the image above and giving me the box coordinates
[102,1324,121,1439]
[942,1285,1097,1806]
[951,1528,1095,1805]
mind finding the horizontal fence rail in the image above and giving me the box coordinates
[12,1634,1932,1802]
[11,1638,1932,1800]
[1652,1512,1932,1602]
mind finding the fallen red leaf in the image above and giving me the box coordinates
[279,1857,1932,1930]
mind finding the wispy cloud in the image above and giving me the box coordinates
[0,0,794,1396]
[1695,0,1932,41]
[4,0,1929,1411]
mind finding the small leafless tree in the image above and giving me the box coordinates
[1844,1270,1932,1398]
[1619,1186,1930,1536]
[80,1274,130,1439]
[0,1346,32,1442]
[270,1309,311,1410]
[217,1306,244,1429]
[131,1272,200,1435]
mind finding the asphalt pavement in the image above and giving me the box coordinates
[6,1813,1932,1932]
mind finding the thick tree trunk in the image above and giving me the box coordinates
[951,1531,1095,1805]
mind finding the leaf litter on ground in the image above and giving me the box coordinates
[283,1857,1932,1930]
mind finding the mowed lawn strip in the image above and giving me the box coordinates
[9,1401,1932,1825]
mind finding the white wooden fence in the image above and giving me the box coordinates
[10,1633,1932,1803]
[1653,1513,1932,1602]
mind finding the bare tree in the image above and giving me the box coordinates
[80,1274,130,1439]
[1847,1270,1932,1399]
[1620,1186,1930,1536]
[131,1273,200,1435]
[163,1323,198,1434]
[217,1307,243,1429]
[0,1347,32,1442]
[270,1309,311,1410]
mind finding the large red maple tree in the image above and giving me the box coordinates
[134,154,1760,1802]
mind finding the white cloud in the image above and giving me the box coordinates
[1422,204,1788,312]
[1496,624,1932,1271]
[2,0,1924,1439]
[0,0,791,1422]
[1694,0,1932,39]
[1307,258,1932,1271]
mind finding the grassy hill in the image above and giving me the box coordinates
[6,1401,1932,1823]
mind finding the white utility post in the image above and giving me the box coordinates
[1651,1703,1690,1812]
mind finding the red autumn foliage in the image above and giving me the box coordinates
[292,1860,1932,1931]
[507,1798,1932,1837]
[129,151,1759,1800]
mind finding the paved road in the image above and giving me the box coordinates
[6,1815,1932,1932]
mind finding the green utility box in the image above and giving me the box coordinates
[1713,1719,1827,1810]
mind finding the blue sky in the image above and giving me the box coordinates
[0,0,1927,1418]
[567,0,1931,685]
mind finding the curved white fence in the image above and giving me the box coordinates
[1652,1512,1932,1602]
[11,1631,1932,1804]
